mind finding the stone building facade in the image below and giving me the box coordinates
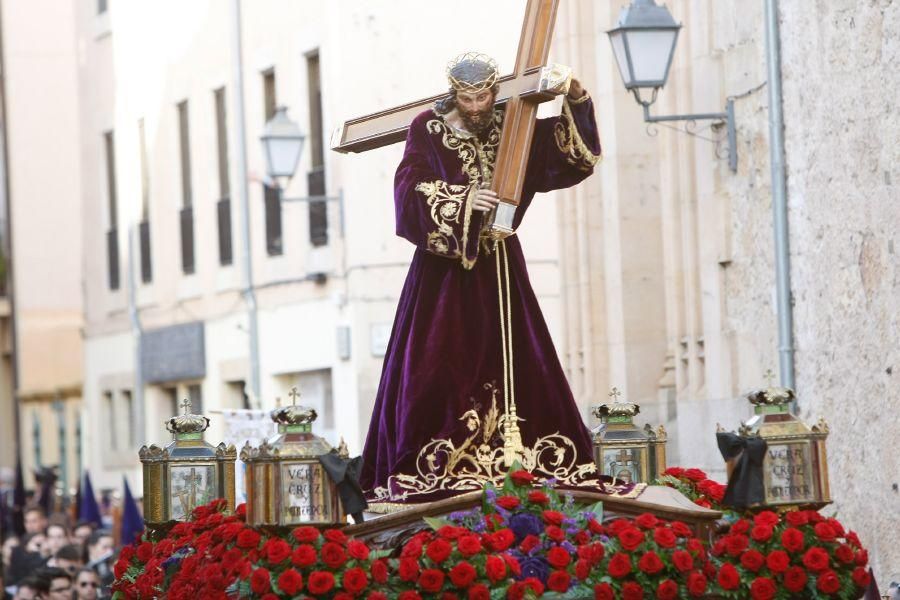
[553,0,898,582]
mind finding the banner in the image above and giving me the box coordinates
[219,409,275,505]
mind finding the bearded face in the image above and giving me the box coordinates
[455,89,496,134]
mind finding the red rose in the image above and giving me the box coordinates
[348,540,370,561]
[855,549,868,566]
[638,551,665,574]
[607,552,632,578]
[653,527,677,548]
[802,547,830,573]
[816,570,841,595]
[401,538,424,559]
[707,483,726,502]
[575,558,591,580]
[277,569,303,596]
[635,513,659,529]
[785,510,809,527]
[260,595,279,600]
[496,495,520,510]
[485,555,507,582]
[308,571,336,595]
[587,518,606,535]
[622,581,645,600]
[418,569,445,593]
[510,470,535,486]
[367,593,388,600]
[852,566,871,588]
[814,522,837,542]
[398,557,420,582]
[686,571,707,597]
[457,535,483,557]
[488,528,515,551]
[467,584,490,600]
[542,510,565,526]
[250,568,271,594]
[547,546,572,568]
[519,535,540,553]
[781,528,805,553]
[826,518,845,537]
[398,592,422,600]
[426,538,452,564]
[545,525,565,542]
[237,528,261,549]
[574,530,590,545]
[341,567,368,594]
[321,541,348,569]
[521,578,544,596]
[717,563,741,590]
[264,538,291,565]
[371,559,389,584]
[751,524,774,542]
[670,521,692,537]
[846,531,862,548]
[547,570,570,593]
[449,561,477,588]
[618,527,645,551]
[527,490,549,505]
[750,577,777,600]
[135,542,153,563]
[754,511,779,527]
[584,542,605,564]
[324,529,348,544]
[438,525,466,540]
[783,566,808,592]
[292,525,320,543]
[725,533,750,556]
[594,582,615,600]
[731,519,751,534]
[741,549,765,572]
[656,579,679,600]
[291,544,317,567]
[835,544,854,564]
[683,468,707,482]
[765,549,790,573]
[671,549,694,572]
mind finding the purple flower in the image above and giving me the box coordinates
[515,553,550,583]
[561,540,577,554]
[509,512,543,543]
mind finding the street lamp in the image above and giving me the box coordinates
[607,0,737,172]
[259,106,345,235]
[260,106,306,185]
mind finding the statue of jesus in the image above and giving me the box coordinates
[360,53,606,506]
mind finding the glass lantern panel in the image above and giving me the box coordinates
[169,464,216,521]
[763,442,817,504]
[600,446,645,484]
[609,31,633,87]
[626,29,677,85]
[264,138,304,179]
[281,462,329,524]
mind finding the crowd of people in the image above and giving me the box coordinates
[1,506,115,600]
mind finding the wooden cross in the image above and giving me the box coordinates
[332,0,569,236]
[288,387,301,406]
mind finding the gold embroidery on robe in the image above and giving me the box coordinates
[554,96,602,172]
[369,382,643,505]
[415,180,479,268]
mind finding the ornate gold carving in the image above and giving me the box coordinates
[554,97,601,172]
[371,383,609,503]
[139,444,167,461]
[166,398,210,435]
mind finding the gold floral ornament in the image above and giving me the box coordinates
[446,52,499,93]
[554,96,602,172]
[369,383,641,509]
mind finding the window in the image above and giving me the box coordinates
[97,0,107,15]
[104,391,116,451]
[138,119,153,283]
[262,69,282,256]
[177,101,195,274]
[214,87,233,265]
[122,389,135,449]
[188,383,203,415]
[104,131,120,290]
[306,51,328,246]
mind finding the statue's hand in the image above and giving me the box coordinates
[568,78,587,100]
[472,185,500,213]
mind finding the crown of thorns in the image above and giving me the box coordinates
[446,52,499,93]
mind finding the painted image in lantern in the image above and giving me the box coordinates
[170,464,215,520]
[281,463,327,523]
[765,443,815,503]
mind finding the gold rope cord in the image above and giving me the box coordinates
[496,240,524,466]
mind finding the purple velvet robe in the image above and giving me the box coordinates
[361,95,605,504]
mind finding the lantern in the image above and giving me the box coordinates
[241,392,345,526]
[739,379,831,507]
[139,399,237,528]
[591,388,667,484]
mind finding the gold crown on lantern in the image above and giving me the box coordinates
[446,52,499,93]
[270,387,318,426]
[746,369,796,407]
[165,398,210,435]
[592,387,641,420]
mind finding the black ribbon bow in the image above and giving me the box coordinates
[318,451,368,524]
[716,432,768,509]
